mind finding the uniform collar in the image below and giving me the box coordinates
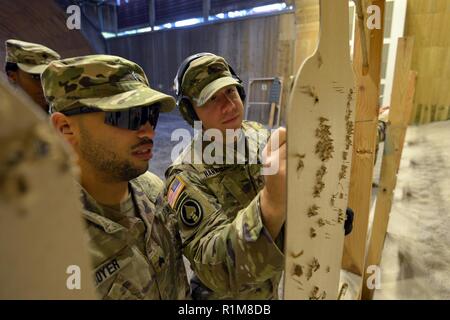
[78,181,151,234]
[77,183,125,233]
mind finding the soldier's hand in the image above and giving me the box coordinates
[260,127,286,239]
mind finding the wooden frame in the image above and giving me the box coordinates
[361,37,416,300]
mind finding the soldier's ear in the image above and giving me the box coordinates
[50,112,78,146]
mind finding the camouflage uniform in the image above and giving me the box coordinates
[5,39,60,74]
[81,172,189,299]
[166,54,284,300]
[42,55,190,299]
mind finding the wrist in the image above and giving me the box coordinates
[260,188,280,218]
[261,187,280,209]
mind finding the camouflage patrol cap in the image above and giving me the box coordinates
[5,39,60,74]
[42,54,175,114]
[180,54,243,107]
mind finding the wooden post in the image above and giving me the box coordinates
[352,0,369,75]
[361,37,416,300]
[342,0,385,279]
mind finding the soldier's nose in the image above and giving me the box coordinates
[222,97,236,114]
[137,121,155,139]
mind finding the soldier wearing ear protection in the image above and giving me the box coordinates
[174,52,247,126]
[165,53,285,300]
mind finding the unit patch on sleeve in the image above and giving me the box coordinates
[179,198,203,228]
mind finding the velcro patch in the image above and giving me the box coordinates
[203,167,226,178]
[167,176,186,209]
[179,198,203,228]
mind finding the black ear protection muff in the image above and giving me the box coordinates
[173,52,246,125]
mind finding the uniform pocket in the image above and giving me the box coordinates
[104,273,144,300]
[94,246,140,299]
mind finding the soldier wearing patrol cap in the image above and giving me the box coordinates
[165,53,287,299]
[4,39,60,112]
[42,54,190,299]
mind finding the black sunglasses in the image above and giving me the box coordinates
[61,104,161,131]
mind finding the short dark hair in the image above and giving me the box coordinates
[5,62,19,74]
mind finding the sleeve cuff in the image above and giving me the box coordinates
[236,192,282,248]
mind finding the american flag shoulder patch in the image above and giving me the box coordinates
[167,177,186,209]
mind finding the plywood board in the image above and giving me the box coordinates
[284,0,355,300]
